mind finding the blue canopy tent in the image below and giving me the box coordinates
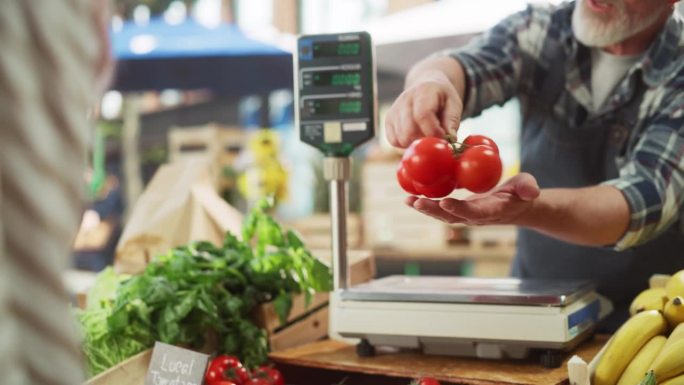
[110,18,293,95]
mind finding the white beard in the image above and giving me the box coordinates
[572,0,666,47]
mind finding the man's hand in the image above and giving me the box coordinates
[385,57,468,148]
[407,173,540,226]
[407,173,632,247]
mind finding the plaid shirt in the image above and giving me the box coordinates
[447,2,684,251]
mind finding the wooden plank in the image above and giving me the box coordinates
[85,349,152,385]
[270,307,329,352]
[254,292,329,333]
[269,336,608,385]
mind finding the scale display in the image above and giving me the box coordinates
[295,32,376,156]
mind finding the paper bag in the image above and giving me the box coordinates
[115,158,243,274]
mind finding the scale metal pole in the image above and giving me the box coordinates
[324,157,351,291]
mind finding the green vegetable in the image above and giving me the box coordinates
[77,198,332,376]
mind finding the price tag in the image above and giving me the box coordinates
[144,342,209,385]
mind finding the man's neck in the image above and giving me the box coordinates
[603,12,671,56]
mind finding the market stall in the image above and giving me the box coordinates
[67,2,684,385]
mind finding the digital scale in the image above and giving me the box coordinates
[294,32,612,368]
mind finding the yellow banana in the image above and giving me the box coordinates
[661,372,684,385]
[665,323,684,349]
[666,270,684,298]
[664,297,684,329]
[617,335,667,385]
[650,338,684,382]
[593,310,668,385]
[630,288,668,316]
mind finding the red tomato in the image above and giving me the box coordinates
[206,366,223,385]
[206,355,244,385]
[224,366,251,385]
[397,165,420,195]
[210,355,243,371]
[244,379,272,385]
[252,365,285,385]
[463,134,499,154]
[455,146,502,193]
[401,137,457,186]
[215,382,239,385]
[414,176,458,199]
[416,377,442,385]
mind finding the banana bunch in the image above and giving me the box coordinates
[590,270,684,385]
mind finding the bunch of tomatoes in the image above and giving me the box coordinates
[205,355,284,385]
[397,135,502,198]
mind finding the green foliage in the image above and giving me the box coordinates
[77,198,332,376]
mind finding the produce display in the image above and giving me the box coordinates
[591,270,684,385]
[396,135,502,198]
[77,199,333,376]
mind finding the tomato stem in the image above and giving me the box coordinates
[444,134,467,156]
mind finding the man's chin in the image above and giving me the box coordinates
[571,6,625,47]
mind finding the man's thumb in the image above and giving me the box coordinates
[511,173,540,201]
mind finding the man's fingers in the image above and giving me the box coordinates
[405,195,419,205]
[438,197,497,222]
[409,198,466,224]
[385,112,399,147]
[413,92,445,138]
[398,101,420,147]
[440,90,463,137]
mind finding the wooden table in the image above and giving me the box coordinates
[269,336,607,385]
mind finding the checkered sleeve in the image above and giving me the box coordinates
[603,85,684,250]
[441,5,554,118]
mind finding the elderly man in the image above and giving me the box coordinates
[385,0,684,330]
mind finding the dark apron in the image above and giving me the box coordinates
[512,45,684,332]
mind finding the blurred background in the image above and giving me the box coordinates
[71,0,684,283]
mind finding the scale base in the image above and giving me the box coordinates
[330,276,613,367]
[352,334,584,368]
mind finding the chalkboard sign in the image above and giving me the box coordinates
[145,342,210,385]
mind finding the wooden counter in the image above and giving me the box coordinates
[269,336,607,385]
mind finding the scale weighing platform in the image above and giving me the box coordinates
[294,32,612,368]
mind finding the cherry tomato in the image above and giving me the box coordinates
[415,377,442,385]
[455,146,502,193]
[413,176,458,199]
[215,382,239,385]
[401,137,457,186]
[397,166,420,195]
[252,365,285,385]
[463,134,499,154]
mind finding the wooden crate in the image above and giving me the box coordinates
[167,124,246,191]
[85,349,152,385]
[253,249,375,351]
[168,125,221,163]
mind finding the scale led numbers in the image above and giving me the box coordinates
[296,32,376,157]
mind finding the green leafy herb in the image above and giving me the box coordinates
[77,198,332,376]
